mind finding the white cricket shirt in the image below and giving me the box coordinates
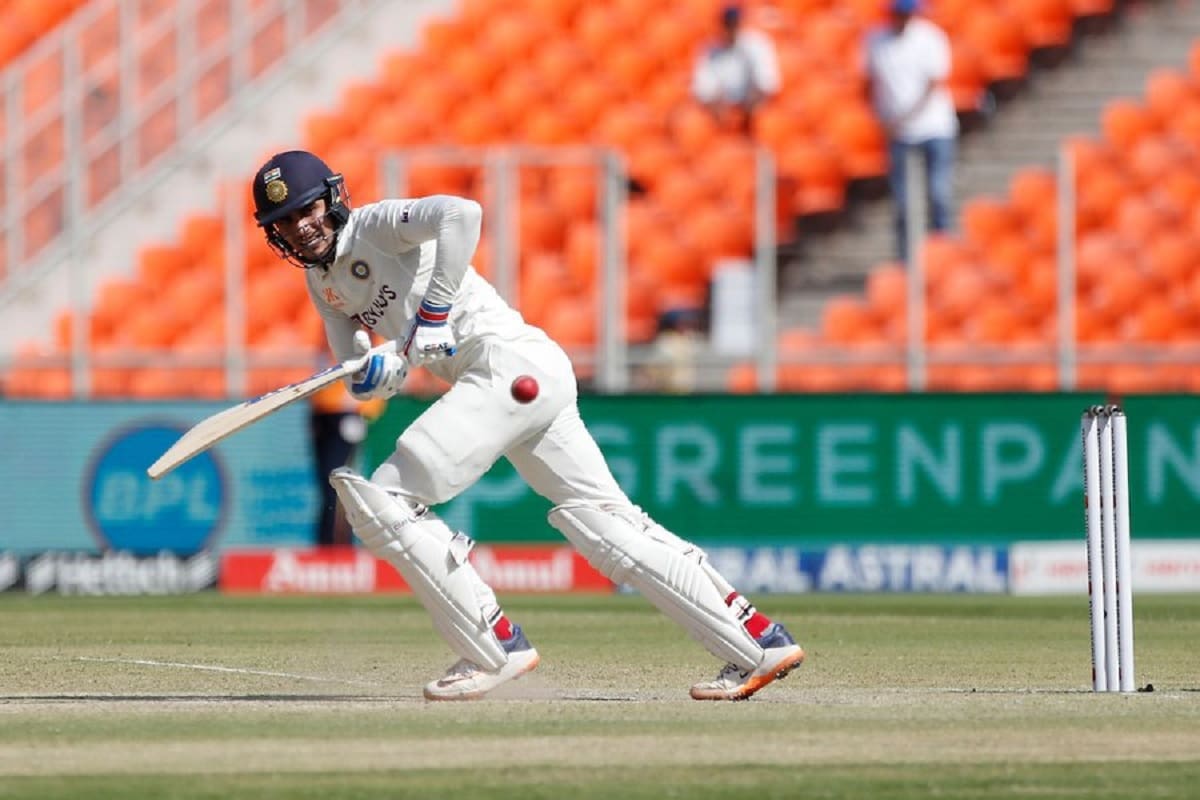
[305,195,527,384]
[865,17,959,143]
[691,28,781,105]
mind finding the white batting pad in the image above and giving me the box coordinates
[548,504,763,671]
[330,469,507,671]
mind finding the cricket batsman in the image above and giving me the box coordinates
[251,149,805,701]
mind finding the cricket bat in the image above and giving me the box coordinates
[146,340,398,480]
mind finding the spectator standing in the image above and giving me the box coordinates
[865,0,959,260]
[691,3,781,132]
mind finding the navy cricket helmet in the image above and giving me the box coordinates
[252,150,350,266]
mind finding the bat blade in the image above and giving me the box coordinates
[146,362,350,480]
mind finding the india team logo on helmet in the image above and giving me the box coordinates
[263,166,288,204]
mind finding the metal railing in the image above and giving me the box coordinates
[1,0,372,292]
[892,142,1200,393]
[0,142,784,398]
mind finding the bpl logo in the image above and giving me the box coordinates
[86,425,227,555]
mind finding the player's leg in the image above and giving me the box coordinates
[329,469,537,700]
[332,350,572,700]
[371,339,572,505]
[506,402,804,700]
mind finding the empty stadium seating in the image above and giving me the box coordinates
[736,38,1200,394]
[5,0,1191,398]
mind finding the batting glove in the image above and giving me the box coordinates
[349,330,408,400]
[403,300,457,367]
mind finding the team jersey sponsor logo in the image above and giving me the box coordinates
[352,284,398,329]
[400,201,414,223]
[322,287,345,309]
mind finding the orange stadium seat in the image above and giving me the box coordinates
[948,45,988,114]
[1019,256,1059,319]
[1112,194,1168,243]
[5,342,71,399]
[1144,68,1196,127]
[826,101,889,182]
[6,0,80,58]
[604,47,662,95]
[865,263,907,319]
[517,253,568,327]
[563,221,599,288]
[965,298,1025,344]
[526,0,583,27]
[520,197,569,254]
[1008,168,1059,251]
[90,340,133,398]
[548,164,599,221]
[1145,232,1200,288]
[963,9,1030,85]
[1127,136,1187,192]
[926,0,973,33]
[1012,0,1074,51]
[1008,167,1057,222]
[671,103,723,156]
[562,75,622,134]
[777,142,847,218]
[983,231,1036,290]
[637,228,706,288]
[960,197,1019,250]
[16,0,1200,399]
[683,203,753,262]
[821,295,878,344]
[1074,158,1128,232]
[23,51,63,117]
[138,243,189,287]
[799,13,861,75]
[541,295,597,349]
[1070,0,1117,20]
[625,270,660,342]
[1101,99,1158,152]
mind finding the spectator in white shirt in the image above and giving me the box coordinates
[865,0,959,260]
[691,4,781,131]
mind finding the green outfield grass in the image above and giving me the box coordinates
[1,593,1198,799]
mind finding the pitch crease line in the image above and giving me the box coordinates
[73,656,382,687]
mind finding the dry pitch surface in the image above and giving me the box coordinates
[1,593,1197,799]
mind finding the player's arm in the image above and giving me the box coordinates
[311,284,407,400]
[376,195,482,365]
[388,194,481,311]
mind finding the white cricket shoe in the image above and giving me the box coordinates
[689,622,805,701]
[422,624,540,701]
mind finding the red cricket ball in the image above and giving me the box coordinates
[510,375,539,404]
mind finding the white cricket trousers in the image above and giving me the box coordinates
[371,332,630,511]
